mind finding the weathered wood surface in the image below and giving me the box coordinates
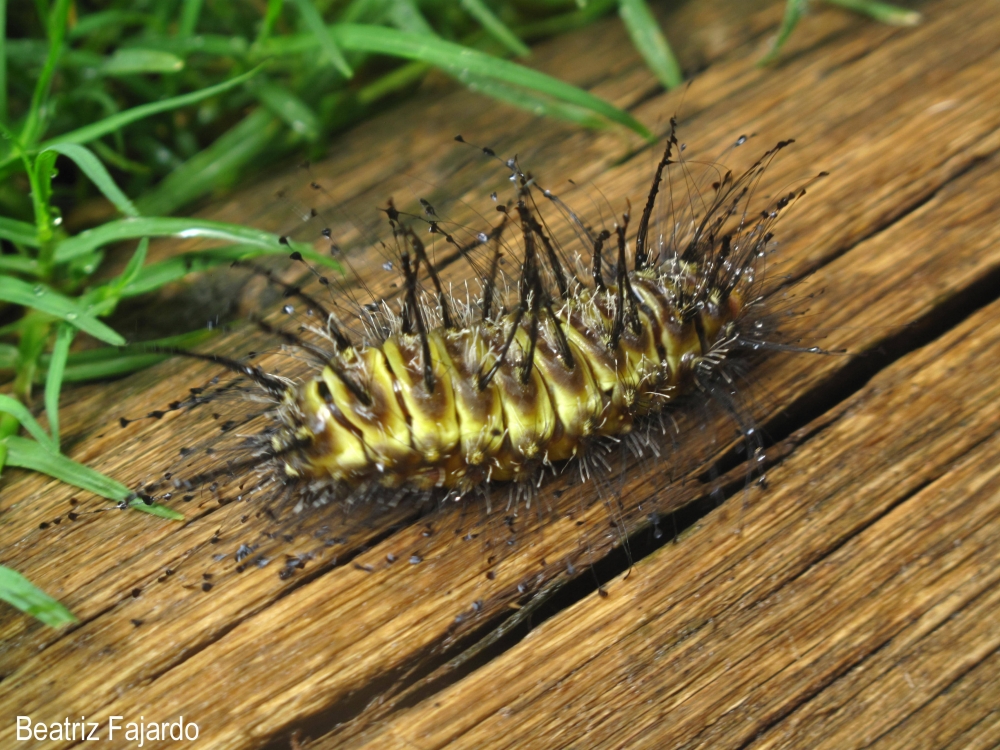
[3,0,1000,747]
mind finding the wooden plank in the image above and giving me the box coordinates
[1,0,999,747]
[345,293,1000,748]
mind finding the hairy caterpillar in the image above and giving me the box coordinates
[117,119,823,582]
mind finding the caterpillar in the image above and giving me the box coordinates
[121,119,823,581]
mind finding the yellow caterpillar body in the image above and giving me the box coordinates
[277,276,745,492]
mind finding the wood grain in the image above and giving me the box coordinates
[2,0,999,748]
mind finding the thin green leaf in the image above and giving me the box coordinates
[0,394,56,450]
[289,0,353,78]
[90,139,153,176]
[12,317,49,408]
[3,434,127,500]
[32,149,58,244]
[179,0,205,38]
[330,25,651,138]
[0,413,15,474]
[20,0,72,147]
[339,0,389,25]
[618,0,682,90]
[514,0,618,40]
[0,277,125,345]
[31,66,261,154]
[356,59,430,105]
[29,328,218,383]
[385,0,437,35]
[256,80,320,140]
[122,33,249,58]
[115,237,149,294]
[54,216,341,270]
[460,0,531,57]
[135,108,283,217]
[462,73,605,128]
[0,411,182,521]
[66,249,106,281]
[255,0,283,46]
[0,255,40,274]
[761,0,806,64]
[43,142,140,217]
[35,330,214,383]
[44,323,75,449]
[824,0,921,25]
[0,0,7,123]
[67,9,152,39]
[0,566,77,628]
[0,216,38,246]
[128,497,185,520]
[101,48,185,76]
[118,245,283,298]
[59,352,170,382]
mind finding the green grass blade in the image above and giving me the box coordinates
[2,421,183,521]
[100,48,185,76]
[123,34,249,58]
[618,0,682,89]
[3,435,181,521]
[255,79,320,140]
[385,0,437,35]
[0,0,6,124]
[0,566,77,627]
[460,0,531,57]
[116,245,285,298]
[761,0,806,64]
[824,0,921,25]
[45,330,214,382]
[0,413,14,474]
[54,216,341,269]
[289,0,353,78]
[89,139,153,176]
[2,404,181,517]
[461,72,605,128]
[43,143,140,217]
[32,150,57,246]
[32,66,262,154]
[514,0,618,40]
[256,0,283,46]
[0,216,39,246]
[330,25,651,138]
[68,10,152,39]
[117,237,149,289]
[179,0,205,37]
[44,323,74,449]
[0,256,39,274]
[20,0,72,148]
[58,352,172,382]
[356,60,430,106]
[135,108,283,217]
[0,394,56,450]
[3,434,127,499]
[127,498,185,520]
[0,277,125,345]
